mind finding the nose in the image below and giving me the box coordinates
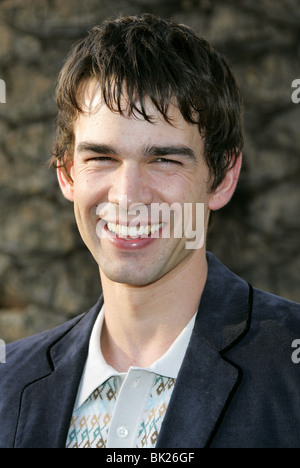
[108,162,154,211]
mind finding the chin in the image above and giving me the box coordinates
[106,271,157,287]
[99,261,164,287]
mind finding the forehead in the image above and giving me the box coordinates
[74,80,203,150]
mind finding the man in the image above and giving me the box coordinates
[0,14,299,449]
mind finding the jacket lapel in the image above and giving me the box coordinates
[156,334,241,448]
[157,253,253,448]
[13,297,103,448]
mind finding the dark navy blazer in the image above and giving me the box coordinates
[0,252,299,448]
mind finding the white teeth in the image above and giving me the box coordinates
[143,225,151,236]
[121,225,127,237]
[151,224,158,234]
[128,226,137,237]
[106,222,162,237]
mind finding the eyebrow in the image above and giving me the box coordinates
[76,142,117,155]
[76,142,197,161]
[144,145,197,161]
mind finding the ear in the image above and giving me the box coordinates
[57,164,74,202]
[208,153,242,211]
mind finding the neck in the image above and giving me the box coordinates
[99,249,208,371]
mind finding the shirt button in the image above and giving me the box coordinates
[117,426,129,439]
[133,378,140,388]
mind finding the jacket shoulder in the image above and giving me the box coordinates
[3,313,85,369]
[0,314,86,413]
[229,285,300,370]
[252,287,300,328]
[0,314,83,447]
[0,294,103,448]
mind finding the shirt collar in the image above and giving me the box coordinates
[74,305,196,409]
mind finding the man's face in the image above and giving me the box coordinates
[65,86,213,286]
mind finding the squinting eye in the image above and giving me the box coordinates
[86,156,118,164]
[88,157,115,161]
[154,158,182,165]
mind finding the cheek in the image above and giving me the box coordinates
[73,172,107,210]
[151,171,191,197]
[159,172,208,204]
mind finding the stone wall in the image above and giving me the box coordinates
[0,0,299,342]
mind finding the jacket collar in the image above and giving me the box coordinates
[195,252,252,352]
[156,252,253,448]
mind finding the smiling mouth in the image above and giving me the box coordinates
[106,221,163,238]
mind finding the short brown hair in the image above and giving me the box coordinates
[51,13,244,191]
